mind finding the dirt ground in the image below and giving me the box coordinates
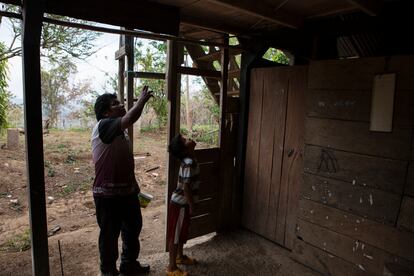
[0,129,317,276]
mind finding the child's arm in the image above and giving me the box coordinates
[183,182,194,215]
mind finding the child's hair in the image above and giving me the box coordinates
[168,134,186,160]
[94,93,117,121]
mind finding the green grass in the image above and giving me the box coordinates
[0,229,31,252]
[59,180,90,197]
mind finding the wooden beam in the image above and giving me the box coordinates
[115,45,128,60]
[215,90,239,97]
[45,0,180,36]
[347,0,382,16]
[177,66,221,79]
[125,32,134,144]
[21,0,50,275]
[207,0,302,29]
[0,10,243,50]
[129,71,166,80]
[228,69,240,78]
[196,48,244,62]
[181,15,251,39]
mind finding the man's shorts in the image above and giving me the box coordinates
[167,202,190,245]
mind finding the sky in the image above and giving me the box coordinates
[0,16,120,102]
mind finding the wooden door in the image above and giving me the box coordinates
[242,66,306,249]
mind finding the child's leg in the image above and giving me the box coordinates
[168,241,179,271]
[177,243,184,259]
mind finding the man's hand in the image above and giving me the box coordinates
[137,85,153,105]
[121,85,154,130]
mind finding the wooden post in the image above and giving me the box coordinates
[118,33,125,103]
[165,40,182,249]
[219,35,229,147]
[21,0,50,275]
[218,35,231,229]
[125,32,134,145]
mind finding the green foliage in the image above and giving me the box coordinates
[134,40,168,128]
[59,180,89,197]
[0,229,31,252]
[186,124,219,146]
[41,59,93,127]
[262,48,289,65]
[44,160,56,177]
[191,85,220,125]
[2,7,101,62]
[0,42,10,133]
[7,103,23,128]
[64,151,77,164]
[229,36,239,46]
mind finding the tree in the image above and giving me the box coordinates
[1,6,101,62]
[262,48,289,64]
[0,6,101,130]
[134,39,168,128]
[0,42,10,133]
[41,59,92,127]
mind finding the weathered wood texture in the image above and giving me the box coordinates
[279,66,306,250]
[243,67,288,242]
[307,89,414,127]
[292,239,366,276]
[242,68,264,231]
[305,117,412,160]
[298,199,414,262]
[243,66,306,248]
[398,196,414,233]
[301,173,401,225]
[190,148,220,237]
[294,56,414,275]
[406,163,414,196]
[22,1,50,275]
[296,218,414,275]
[304,145,407,194]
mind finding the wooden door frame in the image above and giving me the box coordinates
[165,36,231,244]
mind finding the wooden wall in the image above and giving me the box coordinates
[292,56,414,275]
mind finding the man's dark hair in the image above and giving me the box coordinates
[168,134,186,160]
[94,93,117,121]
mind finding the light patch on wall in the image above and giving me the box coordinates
[370,73,396,132]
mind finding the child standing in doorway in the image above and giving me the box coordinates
[167,134,200,276]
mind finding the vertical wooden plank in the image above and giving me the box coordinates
[117,34,125,103]
[282,66,307,249]
[21,0,50,275]
[165,40,182,249]
[125,32,134,144]
[253,69,278,237]
[219,35,229,147]
[237,50,267,229]
[218,35,232,229]
[255,68,288,242]
[242,69,263,230]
